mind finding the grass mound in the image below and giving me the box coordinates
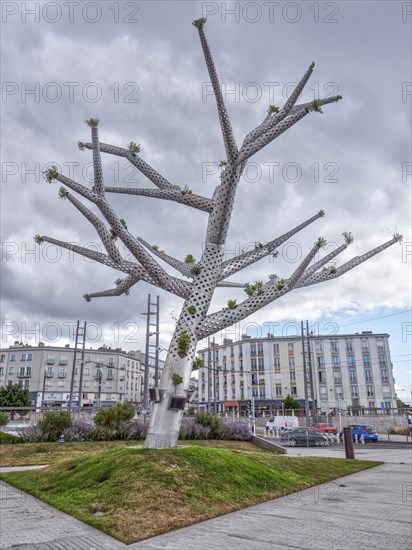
[0,443,380,544]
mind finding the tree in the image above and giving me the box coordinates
[35,19,401,448]
[0,384,31,411]
[282,394,301,412]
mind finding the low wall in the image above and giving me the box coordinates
[251,434,286,454]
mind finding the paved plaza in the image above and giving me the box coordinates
[1,445,411,550]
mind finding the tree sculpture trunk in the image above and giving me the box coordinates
[36,18,401,449]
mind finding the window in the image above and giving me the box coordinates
[251,358,257,370]
[47,354,55,365]
[257,343,263,355]
[59,368,66,377]
[94,380,100,388]
[361,338,369,351]
[83,381,90,388]
[290,371,296,381]
[10,354,16,362]
[107,369,114,379]
[333,371,341,383]
[363,354,371,367]
[21,353,27,361]
[0,354,5,363]
[290,386,297,396]
[60,354,68,366]
[317,356,325,368]
[347,355,355,367]
[46,366,53,376]
[366,385,374,397]
[319,371,326,383]
[346,340,353,352]
[376,339,384,351]
[46,379,52,388]
[378,353,386,366]
[252,388,258,397]
[368,401,375,409]
[332,355,340,368]
[274,357,281,370]
[250,343,256,356]
[8,366,15,374]
[85,355,91,363]
[320,386,327,399]
[335,387,343,398]
[19,366,26,376]
[259,387,266,398]
[380,369,389,382]
[273,343,280,355]
[351,386,358,397]
[258,357,264,370]
[106,381,113,388]
[84,367,90,375]
[108,357,114,366]
[57,380,65,387]
[96,356,103,366]
[315,341,323,353]
[365,370,373,382]
[251,374,258,384]
[330,340,338,353]
[349,370,357,382]
[275,386,282,396]
[23,380,30,389]
[288,357,295,369]
[0,367,3,376]
[287,342,294,355]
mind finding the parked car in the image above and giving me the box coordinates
[280,427,330,446]
[311,423,338,434]
[309,427,336,443]
[339,424,378,442]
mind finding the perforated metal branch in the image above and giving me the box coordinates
[137,237,194,277]
[105,186,214,213]
[296,241,349,286]
[86,275,139,299]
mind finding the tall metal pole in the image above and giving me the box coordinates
[68,320,80,413]
[306,320,316,423]
[41,370,47,411]
[207,337,211,412]
[301,321,310,427]
[212,337,217,414]
[143,293,151,422]
[154,295,160,387]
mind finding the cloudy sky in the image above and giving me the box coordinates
[1,1,411,399]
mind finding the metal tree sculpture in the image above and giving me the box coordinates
[36,19,401,448]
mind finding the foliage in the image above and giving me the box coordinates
[43,166,58,183]
[217,421,252,441]
[244,281,264,297]
[17,425,48,443]
[78,141,86,150]
[271,251,279,258]
[114,278,123,286]
[62,420,96,442]
[396,398,408,409]
[0,384,32,409]
[58,186,69,199]
[109,218,128,240]
[187,305,197,315]
[219,160,227,168]
[311,99,323,113]
[172,373,184,386]
[227,299,237,309]
[37,411,73,442]
[343,231,353,244]
[192,357,204,371]
[184,254,195,263]
[128,141,141,154]
[122,419,148,440]
[315,236,327,248]
[85,118,99,127]
[34,234,44,244]
[192,17,207,29]
[177,332,191,358]
[181,185,192,195]
[276,278,286,291]
[318,209,325,217]
[329,266,337,274]
[194,412,222,438]
[255,242,264,249]
[268,273,278,280]
[0,411,9,427]
[282,394,301,411]
[178,417,211,439]
[0,432,23,445]
[191,265,201,275]
[151,244,159,251]
[83,293,91,302]
[94,402,135,433]
[267,104,280,114]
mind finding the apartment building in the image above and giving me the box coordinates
[0,342,163,410]
[197,331,397,415]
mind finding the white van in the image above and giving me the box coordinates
[265,416,299,432]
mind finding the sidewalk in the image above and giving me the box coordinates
[1,447,411,550]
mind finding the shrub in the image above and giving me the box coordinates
[388,427,409,436]
[37,411,73,442]
[0,432,23,445]
[217,421,252,441]
[178,417,211,440]
[120,419,148,440]
[0,411,9,427]
[18,425,48,443]
[94,402,135,432]
[194,412,222,438]
[63,420,96,442]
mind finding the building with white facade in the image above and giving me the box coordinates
[0,342,164,410]
[197,331,397,416]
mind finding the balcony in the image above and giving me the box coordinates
[46,359,55,365]
[17,372,31,378]
[58,372,66,378]
[107,374,114,380]
[45,371,54,378]
[59,360,68,366]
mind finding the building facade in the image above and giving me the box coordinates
[197,331,397,416]
[0,342,163,410]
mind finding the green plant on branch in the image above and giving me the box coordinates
[172,373,184,386]
[271,251,279,258]
[187,305,197,315]
[110,218,128,240]
[329,266,337,274]
[114,278,123,286]
[34,234,43,245]
[219,160,227,168]
[192,357,204,371]
[58,186,69,199]
[318,209,325,217]
[83,293,91,302]
[78,141,86,150]
[185,254,195,263]
[311,99,323,113]
[85,118,99,127]
[191,265,201,275]
[267,104,280,114]
[316,237,327,248]
[255,242,264,249]
[44,166,58,183]
[152,245,159,251]
[177,332,191,358]
[276,278,286,291]
[244,281,264,297]
[268,274,278,280]
[227,299,237,309]
[181,185,192,195]
[192,17,206,29]
[128,141,141,154]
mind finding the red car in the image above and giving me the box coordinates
[311,423,337,435]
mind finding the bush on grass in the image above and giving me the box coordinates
[94,402,135,433]
[0,411,9,427]
[37,411,73,442]
[0,431,23,444]
[62,419,96,442]
[17,425,48,443]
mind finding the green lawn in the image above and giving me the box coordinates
[0,442,381,544]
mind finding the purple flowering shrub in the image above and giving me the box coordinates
[217,421,252,441]
[122,419,148,440]
[179,417,212,440]
[62,419,95,442]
